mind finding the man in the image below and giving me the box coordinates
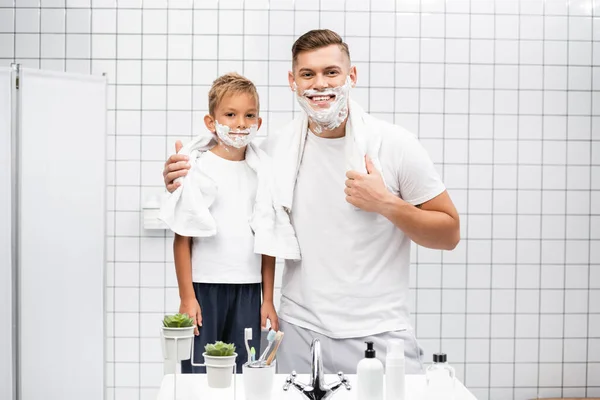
[162,29,460,374]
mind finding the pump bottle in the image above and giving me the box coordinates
[356,341,384,400]
[385,339,405,400]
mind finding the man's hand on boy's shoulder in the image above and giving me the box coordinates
[163,140,191,193]
[260,301,279,332]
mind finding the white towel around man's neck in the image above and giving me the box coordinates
[270,98,389,211]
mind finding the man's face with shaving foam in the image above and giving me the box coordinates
[288,44,357,110]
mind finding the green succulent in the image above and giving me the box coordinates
[204,341,236,357]
[162,313,194,328]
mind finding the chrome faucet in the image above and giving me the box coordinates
[282,338,351,400]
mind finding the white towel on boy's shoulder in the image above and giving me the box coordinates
[158,132,301,260]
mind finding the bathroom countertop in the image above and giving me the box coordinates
[157,373,478,400]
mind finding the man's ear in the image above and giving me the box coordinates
[204,114,215,132]
[349,65,357,87]
[288,70,295,91]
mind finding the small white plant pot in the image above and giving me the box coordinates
[161,326,195,361]
[203,352,237,389]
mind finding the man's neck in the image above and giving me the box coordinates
[308,118,348,139]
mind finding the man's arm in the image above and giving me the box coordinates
[378,190,460,250]
[173,234,202,334]
[260,255,279,331]
[345,156,460,251]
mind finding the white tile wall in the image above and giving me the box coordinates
[1,0,599,399]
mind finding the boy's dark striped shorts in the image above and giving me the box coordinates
[181,282,262,374]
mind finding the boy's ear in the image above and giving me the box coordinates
[204,114,215,132]
[257,117,263,130]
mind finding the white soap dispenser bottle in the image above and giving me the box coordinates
[385,339,406,400]
[357,341,384,400]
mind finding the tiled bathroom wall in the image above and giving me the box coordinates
[0,0,598,399]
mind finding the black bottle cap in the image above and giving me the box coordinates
[433,353,447,363]
[365,341,376,358]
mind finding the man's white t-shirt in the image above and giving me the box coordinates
[278,119,446,338]
[190,150,262,284]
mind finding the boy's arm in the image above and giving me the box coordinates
[173,234,202,335]
[260,255,279,331]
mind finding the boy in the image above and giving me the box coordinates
[159,73,299,373]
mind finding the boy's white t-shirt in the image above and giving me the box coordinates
[190,150,262,284]
[278,120,446,338]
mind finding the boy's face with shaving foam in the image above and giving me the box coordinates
[204,92,262,149]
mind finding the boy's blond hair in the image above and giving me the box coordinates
[208,72,260,116]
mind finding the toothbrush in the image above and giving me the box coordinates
[258,329,277,362]
[250,347,256,362]
[244,328,252,364]
[265,331,284,366]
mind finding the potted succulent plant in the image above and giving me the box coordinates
[203,341,238,388]
[161,313,195,365]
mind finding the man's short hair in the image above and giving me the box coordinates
[208,72,260,116]
[291,29,351,68]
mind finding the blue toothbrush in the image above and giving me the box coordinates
[258,330,277,362]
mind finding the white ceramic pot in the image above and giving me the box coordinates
[203,352,237,389]
[243,362,276,400]
[161,326,195,361]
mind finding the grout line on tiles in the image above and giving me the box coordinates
[515,26,526,400]
[63,2,67,71]
[463,0,471,389]
[217,1,221,76]
[112,5,118,398]
[12,2,15,64]
[7,53,598,69]
[392,0,396,126]
[241,0,244,75]
[491,1,499,396]
[19,76,596,91]
[8,32,597,44]
[511,3,521,398]
[367,0,370,115]
[88,5,92,74]
[585,9,595,396]
[6,6,598,18]
[137,4,143,398]
[37,1,40,68]
[537,3,547,398]
[560,4,571,396]
[286,0,290,124]
[537,0,548,394]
